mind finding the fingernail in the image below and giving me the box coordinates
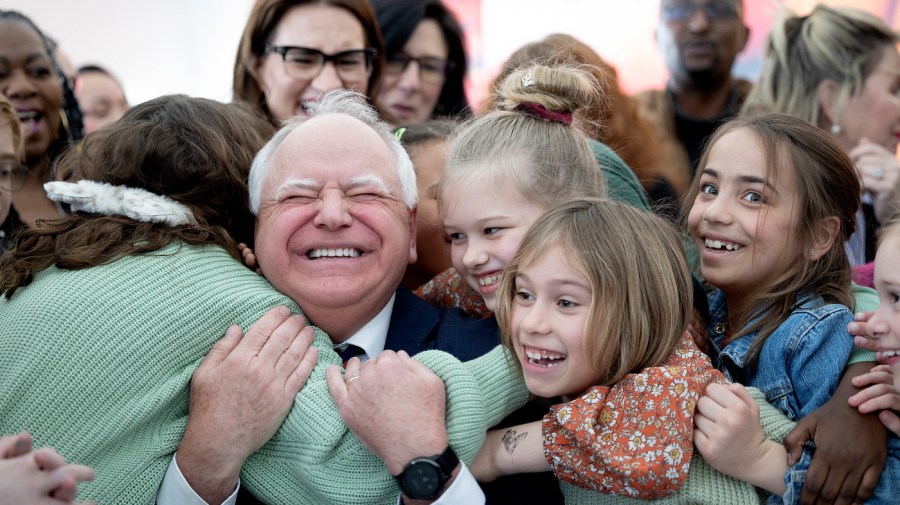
[14,436,27,453]
[225,325,241,338]
[278,306,290,316]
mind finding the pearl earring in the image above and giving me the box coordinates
[830,123,842,135]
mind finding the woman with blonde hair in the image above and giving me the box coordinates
[745,4,900,266]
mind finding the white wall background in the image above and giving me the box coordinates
[5,0,254,104]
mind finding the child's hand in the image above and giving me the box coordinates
[0,432,95,505]
[848,311,880,353]
[694,383,786,494]
[850,364,900,436]
[238,243,262,275]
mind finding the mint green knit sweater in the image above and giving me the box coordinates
[0,243,527,504]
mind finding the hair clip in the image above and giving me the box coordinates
[394,127,406,141]
[522,68,535,88]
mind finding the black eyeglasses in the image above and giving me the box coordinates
[0,159,27,192]
[385,53,452,84]
[264,45,376,82]
[662,1,739,22]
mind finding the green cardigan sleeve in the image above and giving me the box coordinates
[241,345,528,505]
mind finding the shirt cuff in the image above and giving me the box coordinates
[396,463,485,505]
[156,453,240,505]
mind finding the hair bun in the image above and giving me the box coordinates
[496,64,601,122]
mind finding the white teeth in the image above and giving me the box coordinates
[307,248,361,259]
[478,274,501,287]
[704,239,741,251]
[883,350,900,358]
[17,111,38,121]
[525,349,565,367]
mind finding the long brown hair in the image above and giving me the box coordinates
[0,95,274,298]
[685,112,859,363]
[232,0,384,124]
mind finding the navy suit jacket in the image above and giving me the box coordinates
[385,286,500,361]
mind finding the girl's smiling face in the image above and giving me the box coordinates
[868,231,900,381]
[510,245,596,400]
[687,128,804,308]
[441,171,545,312]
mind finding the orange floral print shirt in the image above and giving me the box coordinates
[543,332,727,498]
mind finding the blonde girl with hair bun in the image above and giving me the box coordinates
[418,63,607,318]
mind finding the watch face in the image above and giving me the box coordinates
[400,460,442,500]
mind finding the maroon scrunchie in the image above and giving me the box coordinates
[514,103,573,126]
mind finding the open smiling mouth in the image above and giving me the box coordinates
[18,110,42,133]
[704,239,741,251]
[525,348,566,368]
[307,248,362,259]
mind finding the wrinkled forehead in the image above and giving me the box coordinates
[267,114,400,191]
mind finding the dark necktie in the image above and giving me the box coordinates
[336,343,365,365]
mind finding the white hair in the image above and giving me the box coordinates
[248,90,417,215]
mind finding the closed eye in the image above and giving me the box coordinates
[280,194,315,204]
[348,192,381,202]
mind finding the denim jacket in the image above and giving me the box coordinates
[706,290,854,504]
[707,290,853,421]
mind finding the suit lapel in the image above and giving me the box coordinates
[384,286,440,355]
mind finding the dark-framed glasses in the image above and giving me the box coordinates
[385,53,451,84]
[662,1,739,22]
[0,159,27,192]
[264,45,376,82]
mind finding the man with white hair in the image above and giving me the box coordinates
[158,90,509,505]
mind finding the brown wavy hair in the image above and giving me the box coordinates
[0,95,274,298]
[233,0,385,124]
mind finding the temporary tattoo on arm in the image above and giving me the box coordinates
[501,429,528,455]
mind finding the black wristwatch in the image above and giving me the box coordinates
[395,445,459,500]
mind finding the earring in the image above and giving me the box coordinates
[830,123,842,135]
[809,248,816,259]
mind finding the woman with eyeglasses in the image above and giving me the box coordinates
[233,0,384,125]
[0,11,84,241]
[372,0,470,126]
